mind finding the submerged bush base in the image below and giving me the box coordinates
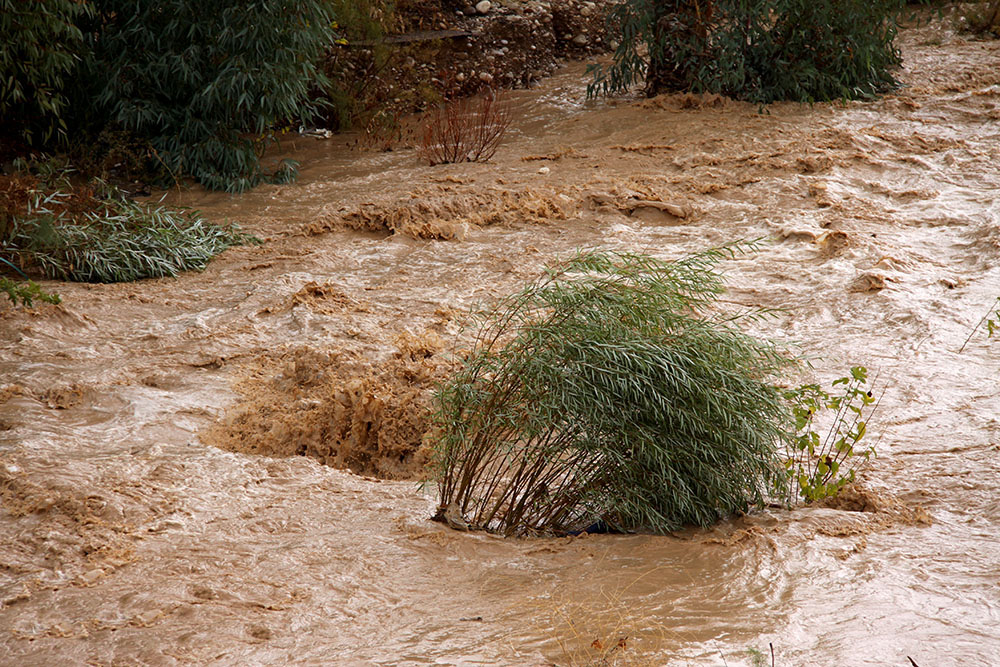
[591,0,905,104]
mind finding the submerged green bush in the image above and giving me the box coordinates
[430,245,795,536]
[4,174,256,283]
[590,0,905,104]
[783,367,880,502]
[11,201,254,284]
[0,276,61,308]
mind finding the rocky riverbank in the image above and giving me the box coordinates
[321,0,614,133]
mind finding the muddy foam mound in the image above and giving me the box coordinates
[311,184,571,240]
[204,334,456,480]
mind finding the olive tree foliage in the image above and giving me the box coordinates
[590,0,906,104]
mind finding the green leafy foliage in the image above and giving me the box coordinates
[11,201,255,284]
[982,298,1000,341]
[83,0,335,192]
[960,297,1000,352]
[0,0,91,145]
[2,0,340,191]
[3,169,257,284]
[430,244,795,536]
[590,0,905,104]
[0,276,61,308]
[782,367,880,502]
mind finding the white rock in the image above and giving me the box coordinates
[475,0,491,14]
[479,71,494,83]
[537,166,551,175]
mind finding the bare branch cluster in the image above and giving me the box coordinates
[418,89,511,166]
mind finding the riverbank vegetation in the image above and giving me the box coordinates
[1,164,255,290]
[2,0,328,298]
[2,0,335,192]
[589,0,908,102]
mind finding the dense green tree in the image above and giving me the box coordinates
[591,0,905,104]
[0,0,91,146]
[86,0,335,192]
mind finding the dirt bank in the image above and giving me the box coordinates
[2,13,999,666]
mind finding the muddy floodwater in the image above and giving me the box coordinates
[2,20,999,667]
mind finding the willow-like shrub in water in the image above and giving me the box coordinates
[430,246,794,536]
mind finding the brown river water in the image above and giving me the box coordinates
[2,19,999,666]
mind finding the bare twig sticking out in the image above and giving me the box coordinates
[419,88,511,166]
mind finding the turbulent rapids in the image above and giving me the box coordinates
[2,16,999,666]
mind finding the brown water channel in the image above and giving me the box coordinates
[2,19,999,666]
